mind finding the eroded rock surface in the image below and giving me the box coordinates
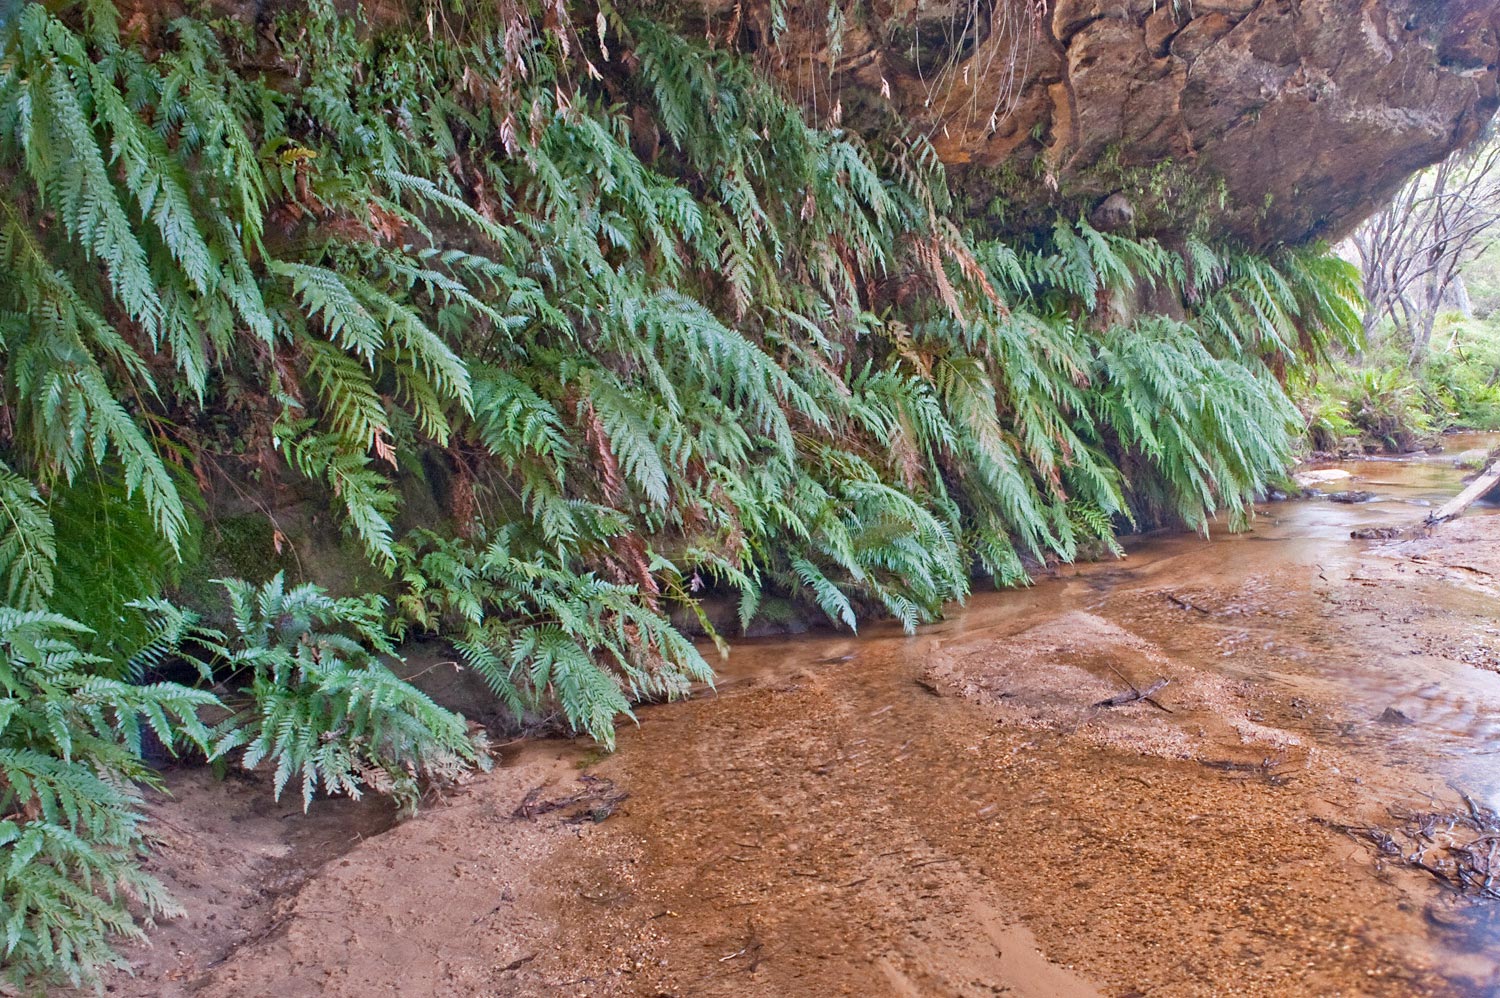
[735,0,1500,244]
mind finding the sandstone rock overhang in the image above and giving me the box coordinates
[721,0,1500,246]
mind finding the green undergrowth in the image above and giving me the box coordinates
[1297,315,1500,453]
[0,0,1361,986]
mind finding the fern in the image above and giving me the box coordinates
[395,529,711,749]
[0,6,1377,985]
[208,575,487,812]
[0,0,1367,885]
[0,460,54,611]
[0,606,216,991]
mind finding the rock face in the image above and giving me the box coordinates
[740,0,1500,245]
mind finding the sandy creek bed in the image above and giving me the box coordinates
[85,436,1500,998]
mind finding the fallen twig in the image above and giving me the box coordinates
[513,774,629,823]
[718,921,763,971]
[909,857,960,869]
[1318,792,1500,901]
[1166,593,1211,614]
[1093,678,1169,709]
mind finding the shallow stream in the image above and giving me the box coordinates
[552,434,1500,997]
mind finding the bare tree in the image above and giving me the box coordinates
[1350,137,1500,360]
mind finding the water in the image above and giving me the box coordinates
[563,434,1500,997]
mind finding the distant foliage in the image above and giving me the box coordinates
[1296,325,1500,453]
[1351,137,1500,359]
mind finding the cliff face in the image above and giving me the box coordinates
[743,0,1500,245]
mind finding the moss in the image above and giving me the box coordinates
[209,513,291,579]
[951,148,1237,245]
[173,506,392,622]
[1059,154,1231,239]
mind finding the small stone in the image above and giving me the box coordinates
[1294,468,1353,488]
[1089,192,1135,232]
[1453,448,1489,470]
[1377,706,1414,726]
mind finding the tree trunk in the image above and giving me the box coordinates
[1448,272,1474,319]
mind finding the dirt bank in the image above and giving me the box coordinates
[69,769,396,996]
[94,466,1500,998]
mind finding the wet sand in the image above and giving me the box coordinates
[94,437,1500,998]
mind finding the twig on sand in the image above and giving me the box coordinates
[909,857,960,869]
[1317,791,1500,902]
[718,921,764,971]
[1093,664,1172,712]
[513,774,629,823]
[1093,678,1170,710]
[1165,593,1211,614]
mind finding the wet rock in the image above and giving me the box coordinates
[1326,490,1376,504]
[1294,468,1353,488]
[1377,706,1414,726]
[1337,437,1366,459]
[1089,192,1136,231]
[1350,527,1404,540]
[1453,448,1490,470]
